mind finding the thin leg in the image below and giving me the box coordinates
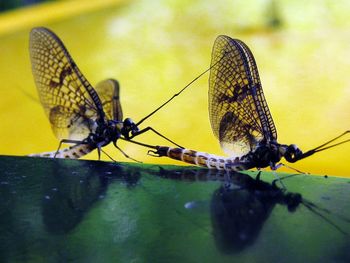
[269,162,286,190]
[100,148,117,163]
[130,126,184,148]
[113,141,142,163]
[271,163,283,170]
[96,144,101,160]
[96,141,108,161]
[120,137,157,149]
[54,139,87,158]
[278,163,309,174]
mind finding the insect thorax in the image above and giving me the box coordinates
[87,120,121,146]
[242,142,284,169]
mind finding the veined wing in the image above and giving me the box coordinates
[95,79,123,122]
[209,35,277,157]
[29,27,106,141]
[235,39,277,141]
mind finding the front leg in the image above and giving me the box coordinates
[270,162,283,171]
[269,162,286,190]
[96,141,107,160]
[130,126,184,148]
[112,140,142,163]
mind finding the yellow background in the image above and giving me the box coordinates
[0,0,349,176]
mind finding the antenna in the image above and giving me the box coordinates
[302,199,348,235]
[135,52,228,127]
[135,66,210,126]
[296,131,350,161]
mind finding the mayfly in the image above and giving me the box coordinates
[149,35,350,171]
[28,27,184,160]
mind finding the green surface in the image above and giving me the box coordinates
[0,155,350,263]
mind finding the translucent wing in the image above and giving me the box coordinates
[29,27,106,141]
[209,35,277,157]
[95,79,123,122]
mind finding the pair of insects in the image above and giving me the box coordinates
[29,27,349,172]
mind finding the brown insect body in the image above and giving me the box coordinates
[152,141,302,171]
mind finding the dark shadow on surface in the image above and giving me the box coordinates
[153,167,301,252]
[1,156,349,263]
[153,166,349,254]
[209,173,302,253]
[42,160,142,234]
[0,156,147,261]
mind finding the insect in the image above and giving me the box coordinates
[28,27,180,160]
[149,35,350,171]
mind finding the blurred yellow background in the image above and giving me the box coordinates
[0,0,349,176]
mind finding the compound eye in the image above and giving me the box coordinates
[285,144,302,162]
[124,118,133,126]
[289,144,298,151]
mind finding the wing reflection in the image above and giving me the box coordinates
[40,161,347,248]
[41,161,141,234]
[155,167,347,253]
[210,173,301,253]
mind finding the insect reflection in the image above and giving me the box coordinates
[157,167,348,253]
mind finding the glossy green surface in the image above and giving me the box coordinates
[0,155,349,262]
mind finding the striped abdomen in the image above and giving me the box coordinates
[28,144,95,159]
[154,146,254,171]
